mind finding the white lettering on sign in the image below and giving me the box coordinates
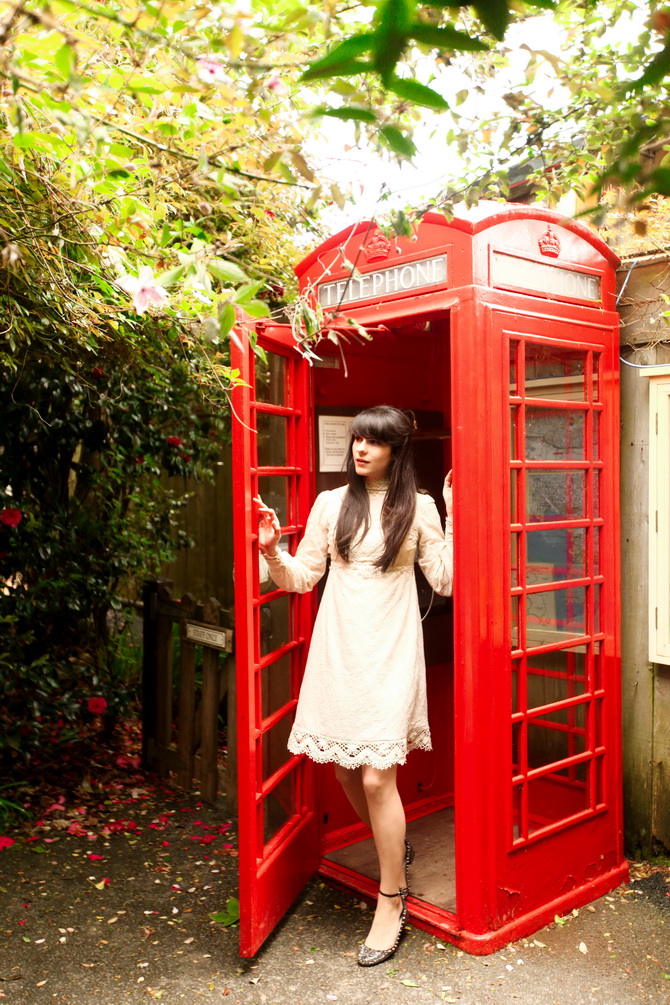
[491,251,601,302]
[185,623,232,651]
[318,255,448,308]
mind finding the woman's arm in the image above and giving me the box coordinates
[256,491,331,594]
[416,476,453,597]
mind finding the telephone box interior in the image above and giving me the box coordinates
[233,203,628,958]
[306,317,457,912]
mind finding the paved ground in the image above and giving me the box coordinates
[1,787,670,1005]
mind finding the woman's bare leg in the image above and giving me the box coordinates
[360,765,406,951]
[333,765,371,827]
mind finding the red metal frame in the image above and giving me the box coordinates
[231,322,318,958]
[232,204,627,958]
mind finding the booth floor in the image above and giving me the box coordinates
[325,806,456,912]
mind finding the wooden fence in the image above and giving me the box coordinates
[141,578,235,806]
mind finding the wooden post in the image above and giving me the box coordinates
[141,580,159,769]
[154,580,175,777]
[225,654,238,816]
[200,597,222,803]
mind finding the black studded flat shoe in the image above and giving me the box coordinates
[357,887,409,967]
[404,838,415,889]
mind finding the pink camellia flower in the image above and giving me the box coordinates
[87,696,108,716]
[167,436,182,447]
[196,57,226,84]
[0,508,22,528]
[0,836,15,851]
[116,267,169,314]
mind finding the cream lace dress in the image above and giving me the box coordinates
[264,481,453,770]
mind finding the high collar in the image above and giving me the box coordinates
[365,478,390,495]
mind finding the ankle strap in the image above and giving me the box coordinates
[379,887,409,898]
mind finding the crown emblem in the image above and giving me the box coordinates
[363,231,392,263]
[538,225,561,258]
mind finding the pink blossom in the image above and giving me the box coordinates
[116,267,169,314]
[196,57,226,84]
[167,436,182,447]
[0,508,22,528]
[87,696,107,716]
[0,836,15,850]
[266,75,287,95]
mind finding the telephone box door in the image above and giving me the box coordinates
[231,321,318,957]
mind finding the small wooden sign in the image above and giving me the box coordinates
[184,621,233,652]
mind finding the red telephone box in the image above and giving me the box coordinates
[231,202,627,957]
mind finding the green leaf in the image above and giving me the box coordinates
[471,0,511,40]
[373,0,415,83]
[625,38,670,94]
[218,303,236,337]
[409,23,488,53]
[300,33,375,81]
[155,266,185,288]
[379,124,416,159]
[209,897,240,927]
[232,280,265,303]
[54,43,76,80]
[207,260,249,284]
[387,76,448,110]
[311,106,378,124]
[240,300,271,319]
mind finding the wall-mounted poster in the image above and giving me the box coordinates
[318,415,354,472]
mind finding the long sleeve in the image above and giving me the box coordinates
[263,490,331,594]
[416,493,453,597]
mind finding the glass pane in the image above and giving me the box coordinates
[512,721,523,772]
[510,469,518,522]
[257,412,287,467]
[258,475,291,526]
[259,594,291,657]
[593,527,601,576]
[592,411,600,460]
[524,344,585,401]
[527,648,587,707]
[261,710,294,782]
[526,528,587,584]
[510,340,519,395]
[527,470,585,522]
[510,406,519,460]
[264,769,294,845]
[593,468,601,518]
[511,532,519,588]
[512,783,522,840]
[525,407,585,461]
[511,594,520,650]
[527,704,586,771]
[256,352,286,406]
[261,654,292,721]
[592,354,601,403]
[526,586,586,646]
[512,658,522,713]
[527,772,589,834]
[593,584,601,635]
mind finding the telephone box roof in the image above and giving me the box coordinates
[295,202,620,277]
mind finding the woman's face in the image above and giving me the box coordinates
[352,434,393,482]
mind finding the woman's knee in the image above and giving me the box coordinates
[361,766,396,802]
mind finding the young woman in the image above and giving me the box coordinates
[256,405,453,966]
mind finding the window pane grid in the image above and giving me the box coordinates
[509,337,603,847]
[251,348,306,860]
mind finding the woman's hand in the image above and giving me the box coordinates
[255,495,281,556]
[443,469,453,521]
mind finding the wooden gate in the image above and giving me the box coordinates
[141,578,234,804]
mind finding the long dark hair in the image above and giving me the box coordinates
[335,405,417,573]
